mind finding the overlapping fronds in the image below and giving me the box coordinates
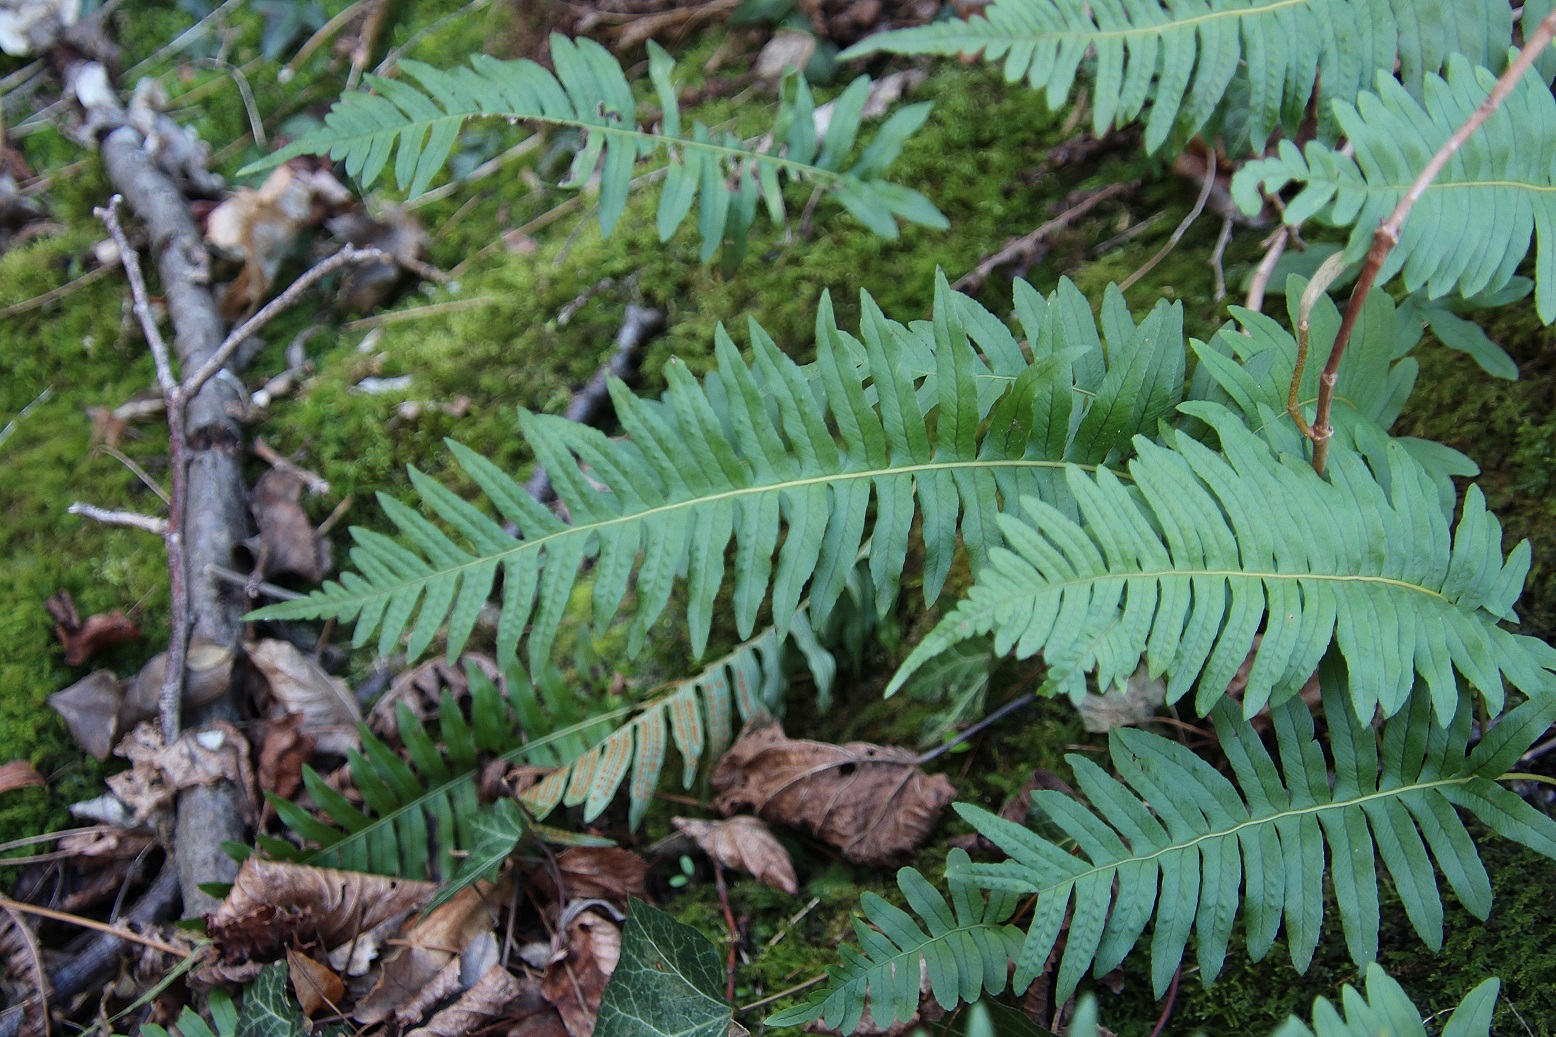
[249,274,1184,674]
[1274,965,1498,1037]
[783,685,1554,1030]
[764,849,1023,1033]
[842,0,1514,153]
[1231,56,1556,323]
[1188,277,1478,502]
[265,633,790,877]
[242,36,941,262]
[891,405,1556,720]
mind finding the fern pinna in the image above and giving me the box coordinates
[773,685,1556,1033]
[244,36,942,262]
[1232,55,1556,323]
[249,273,1181,676]
[892,404,1556,722]
[843,0,1521,153]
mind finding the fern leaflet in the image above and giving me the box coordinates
[891,404,1556,721]
[764,848,1022,1034]
[241,36,941,262]
[248,273,1182,675]
[842,0,1517,153]
[1231,55,1556,323]
[783,685,1553,1030]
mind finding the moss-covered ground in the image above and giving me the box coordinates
[3,2,1555,1033]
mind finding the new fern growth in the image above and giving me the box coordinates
[243,35,942,262]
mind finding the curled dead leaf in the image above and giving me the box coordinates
[47,589,140,665]
[256,712,314,807]
[532,847,648,906]
[405,965,533,1037]
[107,721,258,825]
[132,638,235,714]
[673,815,798,895]
[207,858,434,967]
[711,715,954,865]
[249,639,362,754]
[249,468,332,583]
[539,910,620,1037]
[0,760,44,794]
[48,670,124,760]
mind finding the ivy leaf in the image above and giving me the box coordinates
[595,900,732,1037]
[236,963,308,1037]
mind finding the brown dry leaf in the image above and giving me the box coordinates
[326,206,426,313]
[48,670,125,760]
[0,903,47,1037]
[533,847,648,906]
[366,654,500,738]
[108,721,258,825]
[131,639,236,716]
[540,910,621,1037]
[673,815,798,895]
[287,949,347,1019]
[249,639,362,754]
[47,589,140,666]
[711,715,955,865]
[207,858,434,966]
[353,878,510,1025]
[0,761,43,794]
[406,965,532,1037]
[205,161,353,318]
[57,825,156,862]
[257,712,314,805]
[250,469,332,583]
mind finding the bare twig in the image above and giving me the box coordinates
[97,197,189,744]
[1209,212,1234,302]
[253,438,330,495]
[0,266,111,320]
[1310,10,1556,474]
[1119,150,1216,293]
[183,245,386,400]
[204,563,305,603]
[1243,225,1289,314]
[0,893,192,959]
[954,181,1133,293]
[68,502,169,536]
[0,386,52,451]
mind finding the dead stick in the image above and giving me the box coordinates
[1119,150,1216,293]
[1309,11,1556,474]
[953,181,1132,293]
[67,501,169,535]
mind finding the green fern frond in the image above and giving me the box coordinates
[248,273,1182,674]
[785,685,1554,1029]
[1273,965,1498,1037]
[240,36,942,261]
[764,848,1023,1034]
[891,405,1556,720]
[1231,55,1556,322]
[1188,276,1478,503]
[842,0,1515,153]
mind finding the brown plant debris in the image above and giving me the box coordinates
[539,909,621,1037]
[0,761,45,795]
[248,638,363,755]
[46,589,141,666]
[532,847,649,906]
[286,948,347,1020]
[711,716,955,865]
[672,815,798,894]
[248,468,332,583]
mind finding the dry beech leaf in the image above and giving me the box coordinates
[207,858,434,966]
[540,910,621,1037]
[249,468,332,583]
[48,670,125,761]
[108,721,258,825]
[405,964,532,1037]
[353,878,509,1025]
[711,715,955,865]
[532,847,648,906]
[132,639,235,715]
[287,948,346,1019]
[0,761,43,794]
[47,590,140,665]
[249,639,362,754]
[673,815,798,895]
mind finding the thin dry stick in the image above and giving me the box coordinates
[1119,150,1217,293]
[1243,225,1289,314]
[0,265,111,320]
[953,180,1133,292]
[67,502,169,536]
[96,197,189,743]
[1307,10,1556,474]
[0,894,193,959]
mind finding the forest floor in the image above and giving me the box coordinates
[3,1,1556,1035]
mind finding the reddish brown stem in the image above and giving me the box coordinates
[1310,11,1556,474]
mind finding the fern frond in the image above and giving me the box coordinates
[764,849,1023,1034]
[891,405,1556,721]
[789,684,1554,1028]
[1274,965,1498,1037]
[1231,55,1556,323]
[241,36,941,261]
[249,273,1183,674]
[1188,276,1478,502]
[842,0,1515,153]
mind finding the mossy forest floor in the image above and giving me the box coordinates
[3,2,1555,1033]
